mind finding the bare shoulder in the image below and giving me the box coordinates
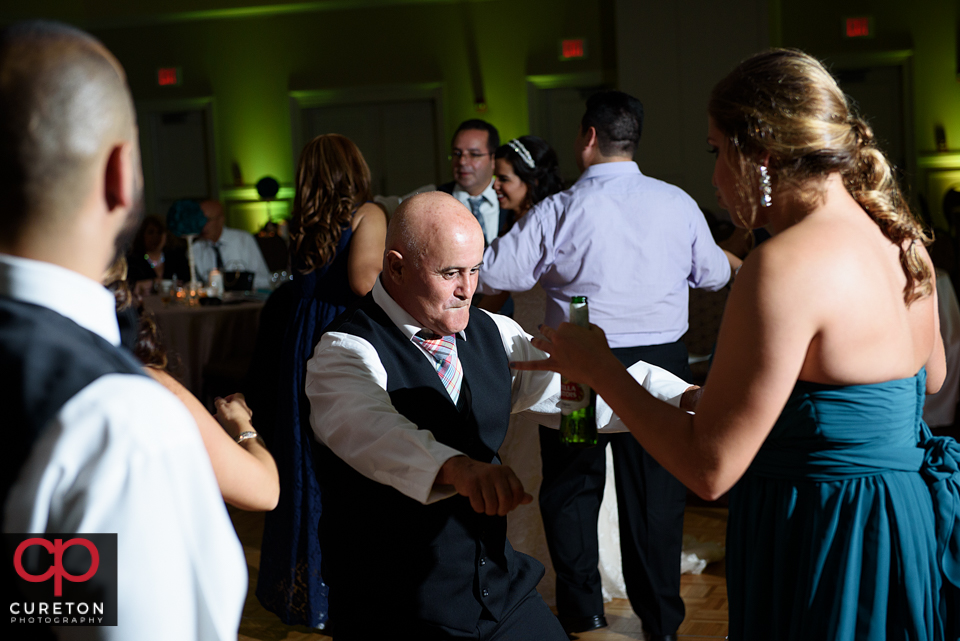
[352,202,387,231]
[752,213,871,293]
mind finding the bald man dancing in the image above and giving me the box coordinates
[0,22,245,640]
[305,192,694,639]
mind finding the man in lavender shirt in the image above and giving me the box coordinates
[477,91,739,640]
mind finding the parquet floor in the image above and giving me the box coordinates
[231,506,728,641]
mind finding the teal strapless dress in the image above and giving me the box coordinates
[727,369,960,641]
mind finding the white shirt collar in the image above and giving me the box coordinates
[0,254,121,346]
[452,179,497,207]
[371,277,467,341]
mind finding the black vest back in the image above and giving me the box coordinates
[318,294,542,635]
[0,296,146,525]
[0,296,146,641]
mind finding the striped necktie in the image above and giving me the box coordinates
[467,196,487,238]
[411,332,463,403]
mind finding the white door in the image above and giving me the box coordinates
[300,99,439,196]
[138,103,218,218]
[835,65,907,175]
[529,83,611,186]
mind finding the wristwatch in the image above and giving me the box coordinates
[236,431,262,446]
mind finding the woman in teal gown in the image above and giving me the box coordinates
[513,49,960,640]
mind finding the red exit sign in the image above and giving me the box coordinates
[559,38,587,61]
[844,16,873,38]
[157,67,181,86]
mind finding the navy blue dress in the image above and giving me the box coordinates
[726,369,960,640]
[255,226,360,628]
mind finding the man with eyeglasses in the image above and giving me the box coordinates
[438,119,509,245]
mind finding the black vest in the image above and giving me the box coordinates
[0,296,146,524]
[0,296,146,640]
[318,294,543,635]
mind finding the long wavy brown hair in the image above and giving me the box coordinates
[709,48,932,305]
[103,255,169,370]
[290,134,373,273]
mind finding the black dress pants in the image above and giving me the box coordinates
[538,340,691,636]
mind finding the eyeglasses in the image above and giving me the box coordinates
[448,150,493,161]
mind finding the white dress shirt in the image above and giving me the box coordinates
[192,226,272,290]
[305,279,691,506]
[1,254,247,641]
[451,179,501,244]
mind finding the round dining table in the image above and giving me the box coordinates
[141,295,265,399]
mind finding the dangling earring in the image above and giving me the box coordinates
[759,165,772,208]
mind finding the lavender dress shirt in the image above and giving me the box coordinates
[477,161,731,348]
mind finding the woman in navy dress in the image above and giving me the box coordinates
[514,49,960,640]
[254,134,385,629]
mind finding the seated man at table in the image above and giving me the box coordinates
[304,192,694,639]
[193,199,272,290]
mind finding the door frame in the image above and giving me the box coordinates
[822,50,915,197]
[135,97,221,216]
[526,71,615,184]
[526,71,614,137]
[288,82,446,188]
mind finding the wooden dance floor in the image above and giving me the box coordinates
[231,506,729,641]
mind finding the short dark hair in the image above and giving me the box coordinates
[0,21,136,240]
[580,91,644,157]
[494,136,563,211]
[452,119,500,152]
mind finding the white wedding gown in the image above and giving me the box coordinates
[498,285,628,606]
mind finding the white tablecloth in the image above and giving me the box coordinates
[500,284,627,605]
[142,296,264,397]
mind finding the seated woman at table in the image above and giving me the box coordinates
[105,257,280,512]
[126,214,188,296]
[254,133,386,629]
[514,49,959,640]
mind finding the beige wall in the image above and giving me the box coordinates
[1,0,613,193]
[4,0,957,219]
[615,0,770,215]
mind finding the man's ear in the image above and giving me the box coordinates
[104,142,135,213]
[583,126,599,152]
[384,249,404,283]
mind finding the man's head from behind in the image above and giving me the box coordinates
[200,200,225,242]
[0,21,141,276]
[450,119,499,197]
[575,91,644,171]
[382,192,484,336]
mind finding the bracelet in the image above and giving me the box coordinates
[236,431,261,445]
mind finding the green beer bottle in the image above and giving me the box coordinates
[558,296,597,447]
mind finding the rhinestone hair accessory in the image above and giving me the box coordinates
[507,139,536,169]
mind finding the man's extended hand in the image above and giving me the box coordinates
[435,456,532,516]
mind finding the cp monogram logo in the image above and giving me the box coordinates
[13,538,100,596]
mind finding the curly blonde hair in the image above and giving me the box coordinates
[708,48,931,305]
[290,134,373,273]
